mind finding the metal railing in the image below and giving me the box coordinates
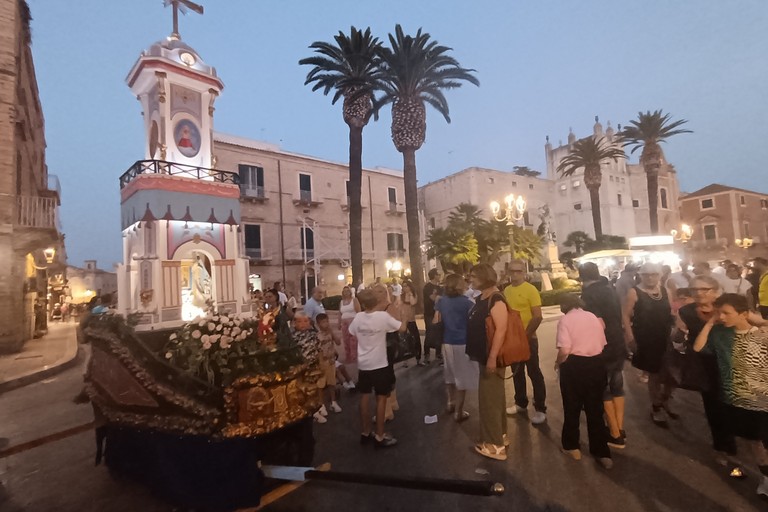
[242,185,265,199]
[17,196,60,231]
[119,160,240,189]
[246,248,268,260]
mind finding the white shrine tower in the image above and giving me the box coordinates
[116,2,251,329]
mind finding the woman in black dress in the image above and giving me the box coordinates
[622,262,675,426]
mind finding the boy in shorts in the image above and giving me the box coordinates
[315,313,342,413]
[348,289,405,448]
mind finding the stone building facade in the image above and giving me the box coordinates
[679,184,768,263]
[214,132,409,299]
[0,1,64,352]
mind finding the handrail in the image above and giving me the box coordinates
[119,160,240,189]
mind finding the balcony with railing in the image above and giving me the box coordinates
[241,185,266,201]
[340,195,367,211]
[14,195,61,252]
[292,189,322,207]
[385,202,406,216]
[245,247,271,261]
[119,160,240,189]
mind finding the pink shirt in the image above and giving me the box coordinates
[556,308,607,357]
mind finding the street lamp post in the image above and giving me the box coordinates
[490,194,527,270]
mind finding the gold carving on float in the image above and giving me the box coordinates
[221,364,322,438]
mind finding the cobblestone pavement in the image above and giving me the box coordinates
[0,322,763,511]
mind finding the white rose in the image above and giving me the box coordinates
[202,341,212,350]
[201,334,210,344]
[216,324,223,331]
[169,333,177,341]
[213,316,220,322]
[221,335,233,345]
[232,327,241,336]
[198,320,206,327]
[221,316,229,323]
[192,330,202,339]
[165,352,173,359]
[220,340,230,349]
[208,322,216,331]
[210,334,221,343]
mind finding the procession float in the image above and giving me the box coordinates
[80,3,322,508]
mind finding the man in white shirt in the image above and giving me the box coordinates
[390,278,402,303]
[723,263,753,297]
[349,289,406,448]
[273,281,288,306]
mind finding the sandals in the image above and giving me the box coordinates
[475,442,507,461]
[446,402,455,414]
[454,411,470,423]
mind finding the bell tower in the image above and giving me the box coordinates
[116,2,252,329]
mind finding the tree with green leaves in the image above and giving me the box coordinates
[447,203,485,233]
[619,110,692,233]
[564,230,593,255]
[512,166,541,177]
[299,27,382,287]
[425,227,478,275]
[378,25,479,301]
[556,137,625,238]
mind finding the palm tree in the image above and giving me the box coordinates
[563,230,593,255]
[425,227,478,274]
[378,25,479,301]
[507,225,543,265]
[619,110,692,233]
[447,203,485,233]
[556,137,625,238]
[299,27,382,287]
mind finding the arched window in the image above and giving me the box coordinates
[660,188,668,209]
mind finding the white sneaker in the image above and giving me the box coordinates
[319,404,328,417]
[343,381,355,390]
[531,412,547,425]
[757,477,768,498]
[506,405,526,415]
[313,411,327,423]
[330,401,342,413]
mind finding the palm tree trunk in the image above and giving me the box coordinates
[348,125,364,287]
[402,148,425,313]
[646,165,660,234]
[587,185,603,239]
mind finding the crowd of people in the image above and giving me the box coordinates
[260,257,768,498]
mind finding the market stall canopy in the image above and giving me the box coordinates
[575,249,644,262]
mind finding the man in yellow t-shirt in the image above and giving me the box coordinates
[754,257,768,319]
[503,259,546,425]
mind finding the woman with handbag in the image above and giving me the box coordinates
[434,274,477,422]
[555,294,612,469]
[400,281,424,366]
[466,264,509,461]
[678,275,736,456]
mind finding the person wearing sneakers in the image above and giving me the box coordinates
[434,273,477,422]
[315,313,343,415]
[623,263,675,428]
[504,259,547,425]
[693,294,768,499]
[349,289,406,448]
[466,264,509,461]
[291,313,328,424]
[579,262,628,449]
[555,294,613,469]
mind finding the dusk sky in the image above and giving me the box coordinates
[27,0,768,268]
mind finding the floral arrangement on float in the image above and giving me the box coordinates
[163,305,305,388]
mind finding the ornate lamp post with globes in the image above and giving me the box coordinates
[490,193,528,274]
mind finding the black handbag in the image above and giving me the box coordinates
[664,330,712,392]
[424,321,444,351]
